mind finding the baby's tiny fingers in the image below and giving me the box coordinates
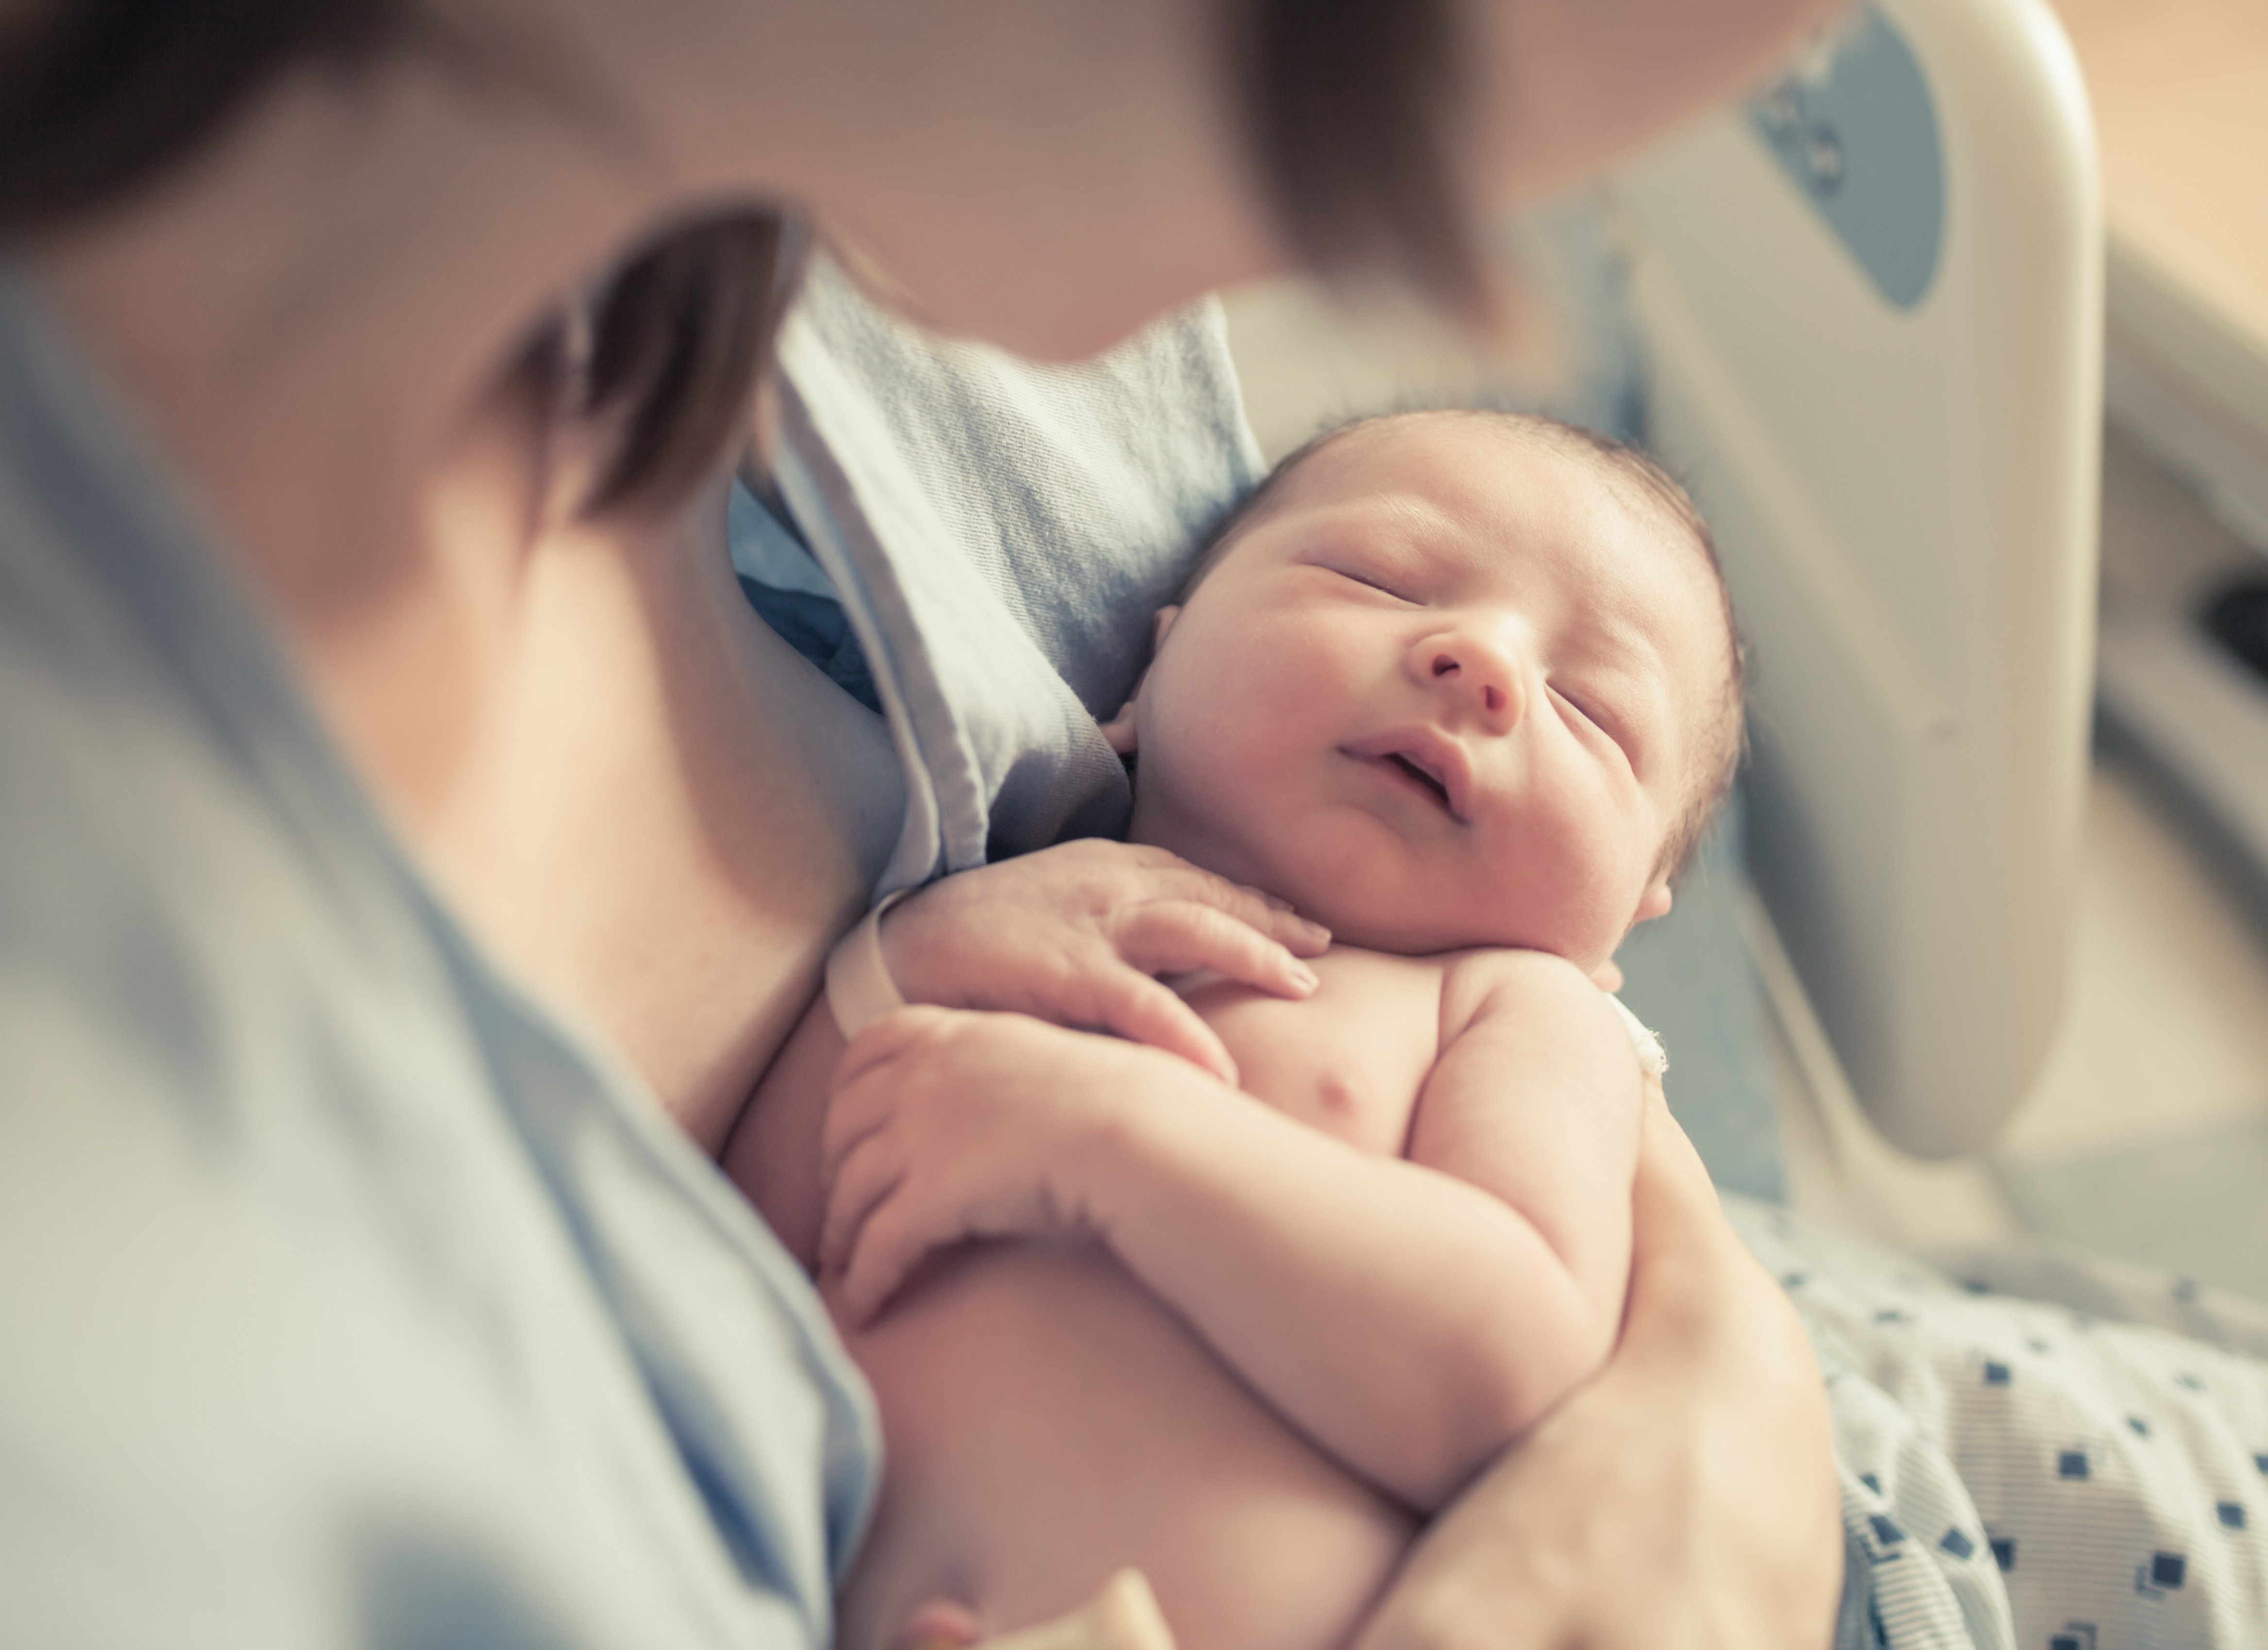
[822,1008,965,1179]
[818,1137,903,1280]
[1114,902,1321,1000]
[1089,970,1239,1085]
[1250,896,1332,956]
[834,1202,930,1327]
[1161,867,1331,956]
[832,1005,955,1089]
[817,1078,898,1194]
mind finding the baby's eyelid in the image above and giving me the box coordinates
[1557,683,1638,762]
[1336,565,1408,597]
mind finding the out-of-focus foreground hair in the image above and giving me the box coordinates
[1228,0,1489,327]
[0,0,802,516]
[1,0,1483,511]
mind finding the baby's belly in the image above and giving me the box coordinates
[834,1242,1417,1650]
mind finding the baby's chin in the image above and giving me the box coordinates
[1125,817,1617,969]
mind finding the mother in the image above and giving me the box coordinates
[0,1,1840,1645]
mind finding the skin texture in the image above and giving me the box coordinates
[858,838,1333,1090]
[800,943,1647,1650]
[733,427,1729,1646]
[812,946,1648,1486]
[1348,1083,1844,1650]
[24,0,1845,1644]
[1113,417,1733,970]
[27,0,1832,1169]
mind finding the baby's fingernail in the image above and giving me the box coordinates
[1301,919,1331,943]
[1290,962,1320,993]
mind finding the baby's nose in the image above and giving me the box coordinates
[1418,626,1524,729]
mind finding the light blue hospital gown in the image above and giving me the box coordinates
[0,267,877,1645]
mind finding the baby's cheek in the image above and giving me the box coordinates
[1507,810,1634,960]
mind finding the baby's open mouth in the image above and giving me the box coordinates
[1346,730,1470,822]
[1387,752,1453,811]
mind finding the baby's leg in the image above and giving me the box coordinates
[835,1243,1414,1650]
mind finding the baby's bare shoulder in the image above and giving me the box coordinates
[1434,947,1617,1042]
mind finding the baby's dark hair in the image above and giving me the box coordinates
[1181,408,1745,884]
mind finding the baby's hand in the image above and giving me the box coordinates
[819,1007,1192,1324]
[877,840,1328,1085]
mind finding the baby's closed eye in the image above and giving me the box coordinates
[1322,561,1417,602]
[1550,682,1635,761]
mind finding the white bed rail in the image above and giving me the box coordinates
[1611,0,2102,1157]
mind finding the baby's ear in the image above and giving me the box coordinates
[1099,606,1183,756]
[1633,880,1673,926]
[1594,882,1674,990]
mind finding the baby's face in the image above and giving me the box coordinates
[1122,418,1726,970]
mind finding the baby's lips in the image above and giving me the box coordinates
[1343,725,1475,823]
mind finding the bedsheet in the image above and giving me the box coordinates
[1732,1199,2268,1649]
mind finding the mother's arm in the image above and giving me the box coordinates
[1350,1083,1844,1650]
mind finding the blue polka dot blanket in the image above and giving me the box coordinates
[1728,1199,2268,1648]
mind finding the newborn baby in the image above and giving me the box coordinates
[728,409,1743,1650]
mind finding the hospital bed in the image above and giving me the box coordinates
[757,12,2268,1640]
[1223,0,2102,1179]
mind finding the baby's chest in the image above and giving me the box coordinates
[1173,950,1445,1157]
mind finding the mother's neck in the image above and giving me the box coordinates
[25,51,729,842]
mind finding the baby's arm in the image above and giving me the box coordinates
[822,951,1644,1511]
[1400,949,1643,1407]
[723,839,1328,1263]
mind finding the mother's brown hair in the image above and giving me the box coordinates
[1,0,1486,512]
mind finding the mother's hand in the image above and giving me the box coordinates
[1351,1085,1842,1650]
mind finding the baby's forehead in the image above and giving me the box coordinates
[1265,416,1693,595]
[1268,412,1640,532]
[1269,412,1736,766]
